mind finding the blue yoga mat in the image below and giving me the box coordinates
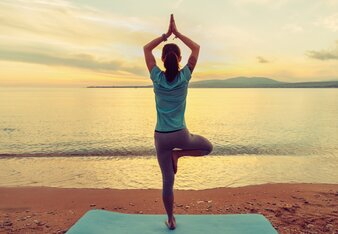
[66,209,278,234]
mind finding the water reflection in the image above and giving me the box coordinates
[0,88,337,156]
[0,155,337,189]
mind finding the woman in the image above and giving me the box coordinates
[143,14,213,230]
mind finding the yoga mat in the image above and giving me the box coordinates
[66,209,278,234]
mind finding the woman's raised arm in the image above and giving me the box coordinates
[171,15,200,73]
[143,16,172,73]
[143,37,164,73]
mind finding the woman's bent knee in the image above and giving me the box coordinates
[205,140,213,155]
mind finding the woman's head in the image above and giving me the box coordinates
[162,43,181,82]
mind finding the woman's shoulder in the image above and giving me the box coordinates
[150,65,164,82]
[151,65,162,74]
[180,64,192,81]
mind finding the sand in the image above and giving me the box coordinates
[0,183,337,234]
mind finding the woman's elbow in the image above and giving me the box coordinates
[193,44,200,53]
[143,45,151,52]
[195,44,200,51]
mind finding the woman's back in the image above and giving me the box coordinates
[150,65,192,132]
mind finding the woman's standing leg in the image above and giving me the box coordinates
[154,133,176,228]
[153,129,213,227]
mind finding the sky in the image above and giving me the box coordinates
[0,0,338,87]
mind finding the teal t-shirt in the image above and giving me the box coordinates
[150,64,192,132]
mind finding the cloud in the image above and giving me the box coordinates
[306,41,338,60]
[0,0,156,45]
[315,13,338,32]
[306,40,338,60]
[307,50,338,60]
[0,0,158,76]
[256,56,270,63]
[0,48,146,75]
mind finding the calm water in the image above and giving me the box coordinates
[0,88,337,189]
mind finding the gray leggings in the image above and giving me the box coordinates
[154,127,213,197]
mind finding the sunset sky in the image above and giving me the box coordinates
[0,0,338,87]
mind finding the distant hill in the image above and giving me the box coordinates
[87,77,338,88]
[189,77,338,88]
[189,77,283,88]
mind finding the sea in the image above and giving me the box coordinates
[0,88,337,189]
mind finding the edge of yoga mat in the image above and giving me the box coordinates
[66,209,278,234]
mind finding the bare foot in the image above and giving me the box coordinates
[172,151,180,174]
[165,216,176,230]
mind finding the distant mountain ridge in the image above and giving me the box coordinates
[189,77,338,88]
[189,76,283,88]
[87,77,338,88]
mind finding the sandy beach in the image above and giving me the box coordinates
[0,183,336,234]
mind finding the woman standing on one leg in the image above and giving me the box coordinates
[143,14,213,230]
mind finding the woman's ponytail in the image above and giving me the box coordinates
[162,43,181,83]
[164,51,179,82]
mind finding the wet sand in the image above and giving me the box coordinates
[0,183,337,234]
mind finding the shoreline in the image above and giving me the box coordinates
[0,183,337,233]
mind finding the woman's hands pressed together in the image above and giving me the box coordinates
[165,14,180,40]
[164,15,173,38]
[170,14,180,38]
[143,14,200,73]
